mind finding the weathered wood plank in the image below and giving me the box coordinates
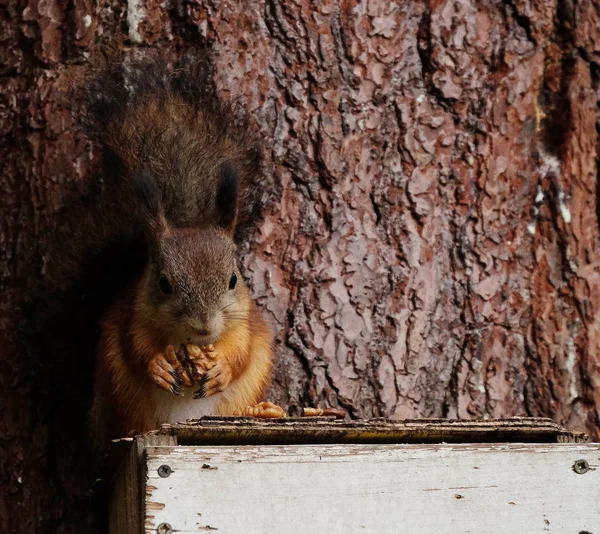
[109,434,176,534]
[155,416,587,445]
[143,443,600,534]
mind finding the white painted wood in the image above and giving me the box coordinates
[143,443,600,534]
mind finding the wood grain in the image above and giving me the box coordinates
[142,443,600,534]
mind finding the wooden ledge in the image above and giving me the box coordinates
[116,416,588,447]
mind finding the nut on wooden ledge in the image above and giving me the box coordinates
[303,407,346,419]
[232,402,286,418]
[229,405,348,419]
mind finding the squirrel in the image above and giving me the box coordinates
[50,54,279,449]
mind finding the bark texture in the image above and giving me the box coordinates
[2,0,600,532]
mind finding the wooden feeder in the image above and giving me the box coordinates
[110,417,598,534]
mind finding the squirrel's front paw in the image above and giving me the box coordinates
[194,358,233,399]
[148,345,192,395]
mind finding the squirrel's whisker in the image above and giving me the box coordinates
[218,301,237,313]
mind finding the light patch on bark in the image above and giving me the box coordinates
[541,153,560,174]
[567,338,578,402]
[535,186,544,203]
[558,191,572,223]
[127,0,146,44]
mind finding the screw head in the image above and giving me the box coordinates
[157,464,172,478]
[573,459,589,474]
[157,523,172,534]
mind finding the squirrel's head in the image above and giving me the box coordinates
[143,227,247,347]
[135,162,249,346]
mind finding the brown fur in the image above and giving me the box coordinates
[91,272,272,449]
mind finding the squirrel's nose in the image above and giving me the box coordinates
[194,327,210,337]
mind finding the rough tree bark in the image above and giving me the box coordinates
[1,0,600,532]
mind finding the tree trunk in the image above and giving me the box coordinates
[2,0,600,532]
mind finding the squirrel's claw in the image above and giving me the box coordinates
[196,359,233,399]
[148,351,185,396]
[165,345,193,387]
[193,378,206,399]
[168,370,184,396]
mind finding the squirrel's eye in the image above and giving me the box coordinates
[229,273,237,290]
[159,274,173,294]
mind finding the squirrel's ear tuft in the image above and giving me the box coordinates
[133,170,170,238]
[215,161,239,232]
